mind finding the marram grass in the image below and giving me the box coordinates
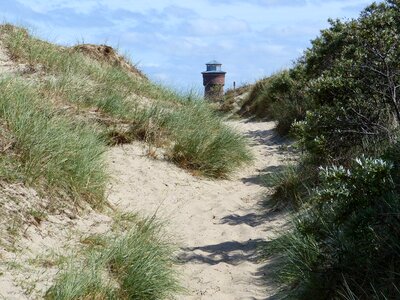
[0,78,106,206]
[46,219,181,300]
[0,24,252,178]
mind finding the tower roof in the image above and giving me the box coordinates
[206,60,222,65]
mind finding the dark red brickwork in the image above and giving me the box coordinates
[202,73,226,86]
[202,73,226,99]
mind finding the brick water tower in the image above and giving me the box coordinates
[202,60,226,100]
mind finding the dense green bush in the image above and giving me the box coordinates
[244,1,400,153]
[295,8,400,163]
[270,157,400,299]
[262,1,400,299]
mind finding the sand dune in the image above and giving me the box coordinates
[0,33,290,299]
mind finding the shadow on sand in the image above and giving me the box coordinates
[219,206,284,228]
[177,239,264,266]
[177,201,288,299]
[244,128,287,147]
[177,236,287,299]
[241,165,286,187]
[176,120,291,299]
[240,127,294,188]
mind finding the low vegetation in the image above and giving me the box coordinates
[241,1,400,298]
[239,70,309,136]
[0,24,251,179]
[219,83,252,113]
[46,218,180,300]
[0,78,106,206]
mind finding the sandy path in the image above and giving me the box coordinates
[107,120,289,299]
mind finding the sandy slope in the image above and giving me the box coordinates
[107,120,290,300]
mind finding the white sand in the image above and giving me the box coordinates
[107,120,290,299]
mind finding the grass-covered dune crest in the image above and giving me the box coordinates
[0,24,252,199]
[0,23,253,298]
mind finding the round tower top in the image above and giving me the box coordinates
[203,60,226,73]
[206,60,222,65]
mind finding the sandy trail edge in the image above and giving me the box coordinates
[107,120,290,300]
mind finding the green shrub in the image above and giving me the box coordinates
[261,2,400,299]
[269,157,400,299]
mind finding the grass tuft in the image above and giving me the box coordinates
[0,78,106,206]
[46,219,180,300]
[263,164,312,209]
[167,102,253,177]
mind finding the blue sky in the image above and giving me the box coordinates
[1,0,377,91]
